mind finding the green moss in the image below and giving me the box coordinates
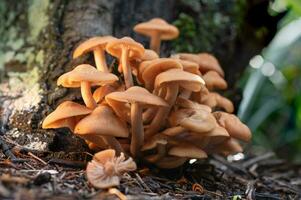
[28,0,50,41]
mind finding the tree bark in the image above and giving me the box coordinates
[0,0,281,151]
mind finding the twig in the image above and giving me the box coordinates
[28,152,47,165]
[242,152,275,168]
[135,173,153,193]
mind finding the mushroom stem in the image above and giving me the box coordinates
[81,81,97,109]
[143,87,167,124]
[121,48,134,89]
[179,90,192,99]
[130,102,143,158]
[145,84,179,138]
[93,47,108,72]
[150,32,161,54]
[101,136,124,155]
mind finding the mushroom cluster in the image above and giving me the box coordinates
[42,18,251,172]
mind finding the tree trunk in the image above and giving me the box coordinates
[0,0,279,151]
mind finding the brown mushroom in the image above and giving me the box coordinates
[42,101,92,132]
[74,105,129,154]
[106,86,168,157]
[106,37,145,89]
[168,144,208,159]
[73,36,116,72]
[145,68,205,138]
[175,97,212,113]
[175,53,224,77]
[201,92,234,113]
[134,18,179,53]
[86,149,136,189]
[203,71,227,90]
[213,112,252,142]
[57,64,118,109]
[155,156,187,169]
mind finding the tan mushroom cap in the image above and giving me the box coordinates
[106,37,145,60]
[201,92,234,113]
[57,64,118,88]
[141,134,168,151]
[175,53,224,77]
[134,18,179,40]
[168,144,208,159]
[142,58,183,90]
[177,59,201,75]
[175,97,212,113]
[155,156,187,169]
[73,36,116,58]
[106,86,168,107]
[213,112,251,142]
[169,108,216,133]
[42,101,92,131]
[155,69,205,92]
[198,53,224,76]
[74,105,129,138]
[161,126,187,137]
[203,71,227,90]
[93,85,116,103]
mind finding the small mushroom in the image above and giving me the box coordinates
[57,64,118,109]
[175,53,224,77]
[213,112,252,142]
[155,156,187,169]
[73,36,116,72]
[175,97,212,113]
[169,108,216,134]
[106,86,168,158]
[141,58,183,91]
[134,18,179,53]
[200,92,234,113]
[168,144,208,159]
[106,37,145,89]
[206,138,243,156]
[203,71,227,90]
[42,101,92,132]
[146,68,205,138]
[74,105,129,154]
[86,149,136,189]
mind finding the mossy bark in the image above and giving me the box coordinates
[0,0,280,151]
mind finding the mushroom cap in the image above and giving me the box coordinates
[155,156,187,169]
[154,68,205,92]
[175,97,212,113]
[169,108,216,133]
[57,64,118,88]
[42,101,92,131]
[106,37,145,59]
[198,53,224,77]
[213,112,251,142]
[168,144,207,159]
[74,105,129,138]
[142,49,159,60]
[105,86,168,107]
[161,126,187,137]
[203,71,227,90]
[175,53,224,77]
[94,149,116,164]
[142,58,183,90]
[177,59,201,75]
[201,92,234,113]
[73,36,116,58]
[141,134,168,151]
[134,18,179,40]
[202,126,230,145]
[93,85,116,103]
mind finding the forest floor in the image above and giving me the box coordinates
[0,135,300,200]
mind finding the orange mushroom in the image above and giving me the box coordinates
[213,112,252,142]
[74,105,129,154]
[106,86,168,158]
[106,37,145,89]
[203,71,227,90]
[86,149,136,189]
[73,36,116,72]
[134,18,179,53]
[42,101,92,132]
[200,92,234,113]
[57,64,118,109]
